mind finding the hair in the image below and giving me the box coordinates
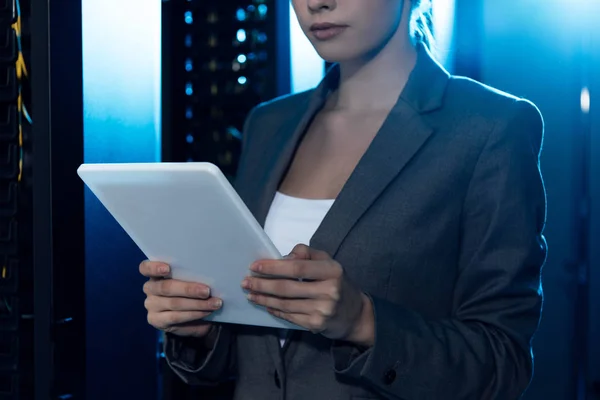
[410,0,435,52]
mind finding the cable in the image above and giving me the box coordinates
[12,0,29,182]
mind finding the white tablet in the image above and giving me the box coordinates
[78,162,302,330]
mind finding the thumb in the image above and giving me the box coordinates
[287,244,312,260]
[288,244,331,261]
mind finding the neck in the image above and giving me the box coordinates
[329,38,418,112]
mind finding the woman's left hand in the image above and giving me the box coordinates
[242,244,375,346]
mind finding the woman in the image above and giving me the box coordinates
[140,0,547,398]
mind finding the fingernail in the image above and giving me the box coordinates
[241,279,250,289]
[197,286,210,297]
[158,265,169,274]
[249,264,261,272]
[212,299,222,308]
[247,293,255,302]
[283,254,294,259]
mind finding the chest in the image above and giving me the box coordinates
[235,104,489,316]
[279,110,389,199]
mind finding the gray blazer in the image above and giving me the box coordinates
[165,45,547,400]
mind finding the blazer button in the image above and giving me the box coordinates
[274,370,281,388]
[383,369,397,385]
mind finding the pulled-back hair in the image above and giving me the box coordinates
[411,0,435,52]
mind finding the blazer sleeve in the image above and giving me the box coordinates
[331,99,547,400]
[164,326,236,385]
[164,104,263,385]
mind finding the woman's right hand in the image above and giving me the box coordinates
[140,260,223,338]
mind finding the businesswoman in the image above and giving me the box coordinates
[140,0,547,398]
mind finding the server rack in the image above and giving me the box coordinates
[162,0,291,175]
[0,0,27,397]
[27,0,86,398]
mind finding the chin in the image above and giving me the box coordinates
[312,44,366,64]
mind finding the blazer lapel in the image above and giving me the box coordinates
[309,106,433,256]
[310,45,450,258]
[252,67,339,227]
[246,67,338,366]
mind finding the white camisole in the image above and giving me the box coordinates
[263,191,335,346]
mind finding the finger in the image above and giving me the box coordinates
[304,247,332,261]
[250,259,341,281]
[266,308,326,334]
[248,293,311,314]
[288,244,312,259]
[248,293,335,318]
[145,295,223,312]
[143,278,211,299]
[139,260,170,278]
[265,245,313,265]
[166,324,211,337]
[242,277,332,299]
[148,311,212,329]
[290,244,331,261]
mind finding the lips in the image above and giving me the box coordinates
[309,22,348,41]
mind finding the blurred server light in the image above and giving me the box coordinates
[162,1,291,180]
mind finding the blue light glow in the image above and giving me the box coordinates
[258,4,268,18]
[185,34,192,47]
[238,76,247,85]
[185,58,193,71]
[289,7,324,93]
[431,0,455,70]
[237,54,247,63]
[236,8,247,21]
[257,32,267,43]
[83,0,161,164]
[186,134,194,143]
[82,0,162,397]
[184,11,193,24]
[236,29,247,42]
[185,107,193,119]
[185,82,193,96]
